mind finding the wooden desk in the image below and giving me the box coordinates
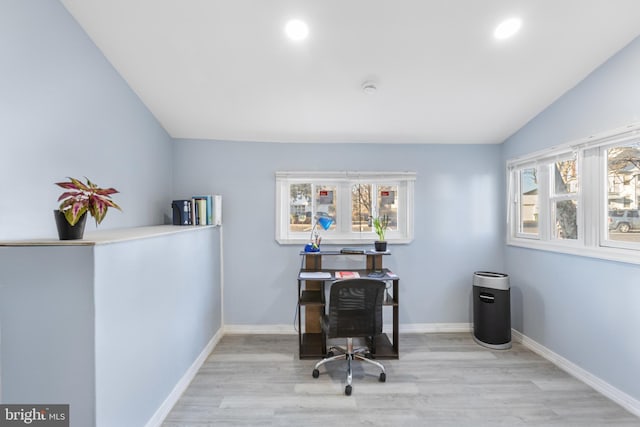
[297,250,399,359]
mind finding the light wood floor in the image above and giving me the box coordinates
[162,333,639,426]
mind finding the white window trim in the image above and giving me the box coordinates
[506,122,640,266]
[276,171,416,245]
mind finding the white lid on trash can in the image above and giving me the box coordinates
[473,271,509,290]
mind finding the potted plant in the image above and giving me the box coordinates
[54,177,121,240]
[372,214,390,252]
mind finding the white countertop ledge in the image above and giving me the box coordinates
[0,225,217,246]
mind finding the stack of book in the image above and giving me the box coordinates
[172,195,222,226]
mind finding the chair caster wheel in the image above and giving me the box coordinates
[379,372,386,382]
[345,385,352,396]
[312,369,320,378]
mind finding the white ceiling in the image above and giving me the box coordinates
[61,0,640,144]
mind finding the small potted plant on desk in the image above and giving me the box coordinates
[373,214,390,252]
[54,177,121,240]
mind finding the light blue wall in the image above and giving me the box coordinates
[0,0,173,240]
[173,141,505,327]
[94,228,220,427]
[0,246,96,425]
[503,36,640,402]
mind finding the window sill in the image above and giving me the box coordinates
[277,237,413,245]
[506,237,640,266]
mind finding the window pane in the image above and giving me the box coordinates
[351,184,372,232]
[519,168,538,235]
[553,158,578,195]
[555,200,578,240]
[289,184,311,232]
[315,185,336,231]
[607,143,640,242]
[376,185,398,230]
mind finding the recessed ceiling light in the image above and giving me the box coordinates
[494,17,522,40]
[285,19,309,41]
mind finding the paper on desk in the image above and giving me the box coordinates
[335,271,360,279]
[299,271,332,279]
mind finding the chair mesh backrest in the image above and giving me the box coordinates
[326,279,386,339]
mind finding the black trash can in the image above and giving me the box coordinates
[473,271,511,350]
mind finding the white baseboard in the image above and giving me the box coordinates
[398,322,472,333]
[223,324,296,334]
[144,328,224,427]
[512,329,640,418]
[222,323,473,335]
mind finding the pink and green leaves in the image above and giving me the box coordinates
[56,177,121,226]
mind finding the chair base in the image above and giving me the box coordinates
[312,337,386,395]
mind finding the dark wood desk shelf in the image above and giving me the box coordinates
[297,251,399,360]
[299,290,323,305]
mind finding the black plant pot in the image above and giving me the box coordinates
[54,210,87,240]
[374,240,387,252]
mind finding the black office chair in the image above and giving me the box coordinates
[311,278,387,395]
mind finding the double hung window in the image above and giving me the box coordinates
[511,153,580,242]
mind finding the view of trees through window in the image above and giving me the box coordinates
[517,160,578,239]
[351,184,398,232]
[351,184,371,232]
[553,159,578,240]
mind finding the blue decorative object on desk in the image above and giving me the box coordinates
[304,243,320,252]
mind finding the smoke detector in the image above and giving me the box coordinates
[362,81,377,95]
